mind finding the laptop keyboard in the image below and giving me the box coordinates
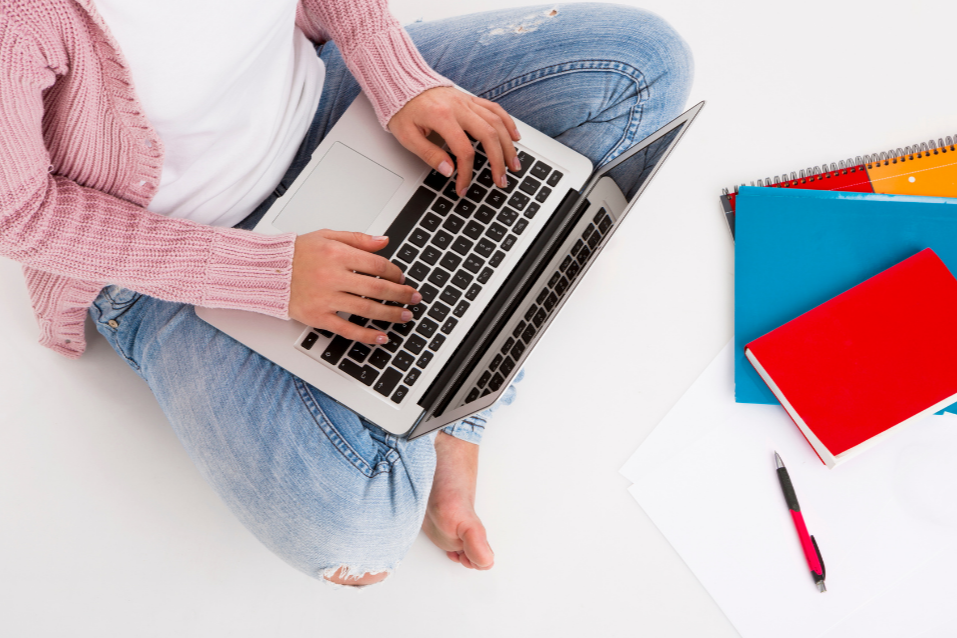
[297,140,564,405]
[461,206,615,404]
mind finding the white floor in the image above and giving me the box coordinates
[2,1,954,636]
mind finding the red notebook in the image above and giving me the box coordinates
[745,248,957,468]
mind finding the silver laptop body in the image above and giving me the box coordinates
[198,93,703,438]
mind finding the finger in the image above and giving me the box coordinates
[461,525,494,570]
[446,551,462,565]
[319,229,391,255]
[335,294,413,325]
[321,314,390,345]
[390,120,456,179]
[459,109,506,191]
[327,238,407,285]
[435,123,476,198]
[471,104,517,187]
[457,553,475,569]
[344,272,421,305]
[472,97,521,143]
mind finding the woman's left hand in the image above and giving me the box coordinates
[388,86,522,197]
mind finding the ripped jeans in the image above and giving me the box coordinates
[90,3,693,584]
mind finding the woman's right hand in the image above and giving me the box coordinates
[289,230,421,344]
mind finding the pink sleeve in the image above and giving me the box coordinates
[296,0,453,129]
[0,20,296,319]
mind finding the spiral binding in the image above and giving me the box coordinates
[721,136,957,196]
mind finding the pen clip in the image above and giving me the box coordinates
[811,535,826,579]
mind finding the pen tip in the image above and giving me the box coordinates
[774,451,784,469]
[817,581,827,593]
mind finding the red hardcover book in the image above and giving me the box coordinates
[745,249,957,468]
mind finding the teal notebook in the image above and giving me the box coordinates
[734,187,957,413]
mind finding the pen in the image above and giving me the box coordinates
[774,451,826,592]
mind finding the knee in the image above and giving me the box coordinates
[323,566,391,587]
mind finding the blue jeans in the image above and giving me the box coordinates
[90,3,693,583]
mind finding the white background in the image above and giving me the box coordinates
[1,0,955,636]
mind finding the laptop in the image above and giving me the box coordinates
[197,93,704,439]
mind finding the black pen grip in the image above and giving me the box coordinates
[776,467,801,512]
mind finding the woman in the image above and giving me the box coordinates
[0,0,692,586]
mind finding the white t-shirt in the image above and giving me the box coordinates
[95,0,325,227]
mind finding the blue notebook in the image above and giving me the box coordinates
[734,187,957,413]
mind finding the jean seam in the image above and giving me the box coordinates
[293,378,395,479]
[477,59,650,167]
[94,289,142,372]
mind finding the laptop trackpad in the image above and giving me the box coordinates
[272,142,404,235]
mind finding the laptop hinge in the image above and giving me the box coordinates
[415,187,589,419]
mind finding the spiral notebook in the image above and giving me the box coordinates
[719,134,957,237]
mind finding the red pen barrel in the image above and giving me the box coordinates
[790,509,823,575]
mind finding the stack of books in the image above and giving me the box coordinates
[725,140,957,467]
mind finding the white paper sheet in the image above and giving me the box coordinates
[623,343,957,638]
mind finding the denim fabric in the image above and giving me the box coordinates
[91,3,692,582]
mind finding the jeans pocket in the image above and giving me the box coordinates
[294,378,401,478]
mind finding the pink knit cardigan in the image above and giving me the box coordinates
[0,0,451,358]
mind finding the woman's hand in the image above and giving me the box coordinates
[289,230,421,344]
[388,86,522,197]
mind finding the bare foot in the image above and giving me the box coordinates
[422,432,494,570]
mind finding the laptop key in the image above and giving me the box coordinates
[463,255,485,274]
[421,213,441,232]
[452,270,474,289]
[514,218,528,235]
[416,318,438,338]
[465,184,487,204]
[428,302,450,322]
[393,350,415,371]
[547,272,561,288]
[348,314,367,327]
[428,267,451,288]
[566,261,580,280]
[524,305,538,322]
[441,317,458,334]
[477,267,493,284]
[452,201,474,220]
[429,334,446,351]
[577,246,592,265]
[369,349,391,369]
[475,238,495,258]
[465,284,482,301]
[397,244,419,263]
[391,385,409,404]
[393,320,414,336]
[316,329,334,338]
[530,161,551,181]
[301,332,319,350]
[417,350,434,369]
[404,368,421,386]
[582,225,594,242]
[524,202,540,218]
[488,372,505,392]
[535,186,552,203]
[453,300,470,317]
[432,231,453,250]
[587,230,601,249]
[409,228,430,247]
[339,359,378,386]
[546,170,563,187]
[496,208,518,226]
[475,205,496,224]
[511,340,526,360]
[321,335,352,365]
[486,190,507,209]
[555,276,569,295]
[424,169,448,191]
[440,287,461,306]
[419,283,438,304]
[348,342,371,362]
[489,354,503,371]
[490,250,505,268]
[599,215,613,234]
[466,388,480,403]
[513,321,527,339]
[407,303,426,320]
[421,245,441,265]
[512,151,533,178]
[485,223,506,243]
[374,367,402,396]
[440,252,462,271]
[560,256,572,272]
[545,291,559,312]
[502,235,517,252]
[408,261,430,282]
[431,197,454,216]
[451,236,473,255]
[463,220,483,240]
[534,307,547,327]
[519,176,541,196]
[443,181,460,201]
[507,192,529,210]
[478,370,491,388]
[477,168,495,188]
[500,356,515,376]
[570,239,584,257]
[522,323,536,343]
[501,337,515,355]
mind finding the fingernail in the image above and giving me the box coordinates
[373,235,388,242]
[510,157,521,172]
[437,160,453,177]
[458,187,467,198]
[375,334,389,344]
[400,272,406,284]
[411,292,422,304]
[401,310,412,322]
[512,128,521,141]
[497,175,507,188]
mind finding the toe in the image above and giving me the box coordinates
[461,524,494,570]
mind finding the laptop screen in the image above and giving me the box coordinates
[604,123,686,202]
